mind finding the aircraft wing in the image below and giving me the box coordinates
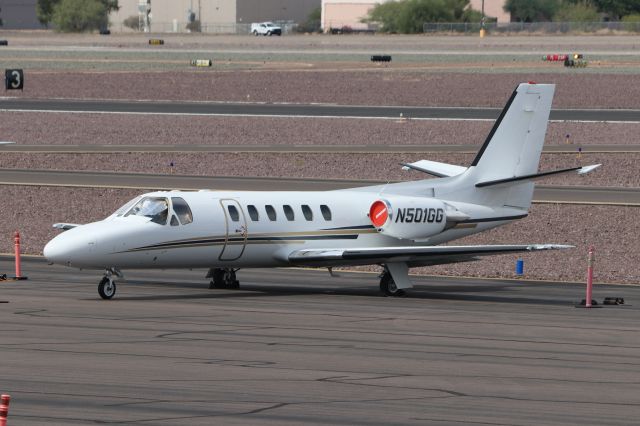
[53,223,82,231]
[288,244,573,268]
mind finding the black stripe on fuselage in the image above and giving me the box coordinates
[124,232,363,253]
[457,214,528,224]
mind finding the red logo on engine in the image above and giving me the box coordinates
[369,200,389,228]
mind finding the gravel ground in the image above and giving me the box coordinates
[0,186,636,285]
[6,70,640,108]
[0,152,633,187]
[0,112,637,147]
[4,32,640,52]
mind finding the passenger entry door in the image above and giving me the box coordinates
[218,199,247,261]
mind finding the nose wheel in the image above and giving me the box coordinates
[98,276,116,299]
[379,271,404,297]
[208,268,240,289]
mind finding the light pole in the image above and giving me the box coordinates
[479,0,486,37]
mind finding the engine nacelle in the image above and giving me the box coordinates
[369,196,447,240]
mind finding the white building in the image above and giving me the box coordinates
[110,0,320,33]
[321,0,509,32]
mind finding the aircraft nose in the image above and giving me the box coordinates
[43,234,70,265]
[44,229,96,266]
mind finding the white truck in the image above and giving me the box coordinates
[250,22,282,36]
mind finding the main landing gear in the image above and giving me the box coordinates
[379,269,405,297]
[98,268,122,300]
[208,268,240,289]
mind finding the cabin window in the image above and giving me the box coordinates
[301,205,313,221]
[227,205,240,222]
[125,197,169,225]
[170,215,179,226]
[265,205,277,221]
[283,205,295,221]
[171,197,193,225]
[247,205,259,221]
[320,204,332,221]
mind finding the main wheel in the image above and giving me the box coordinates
[379,272,404,297]
[209,268,226,289]
[223,270,240,289]
[209,269,240,289]
[98,277,116,300]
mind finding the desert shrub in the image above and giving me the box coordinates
[123,15,139,31]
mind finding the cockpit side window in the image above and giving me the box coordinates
[171,197,193,225]
[125,197,169,225]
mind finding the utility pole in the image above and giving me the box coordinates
[479,0,486,38]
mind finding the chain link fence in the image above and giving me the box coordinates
[111,21,298,34]
[423,21,640,34]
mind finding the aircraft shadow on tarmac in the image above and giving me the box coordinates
[113,278,575,306]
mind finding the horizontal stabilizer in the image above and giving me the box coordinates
[476,164,601,188]
[401,160,467,178]
[53,223,81,231]
[289,244,573,268]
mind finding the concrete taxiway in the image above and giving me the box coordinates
[0,169,638,205]
[0,256,638,425]
[2,98,640,122]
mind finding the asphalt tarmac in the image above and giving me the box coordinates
[0,169,638,205]
[0,256,638,425]
[2,98,640,122]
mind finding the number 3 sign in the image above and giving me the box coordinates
[5,69,23,90]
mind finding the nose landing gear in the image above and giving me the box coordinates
[98,268,122,300]
[208,268,240,289]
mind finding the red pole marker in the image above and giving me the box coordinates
[586,246,594,308]
[0,394,10,426]
[14,232,21,279]
[12,232,27,280]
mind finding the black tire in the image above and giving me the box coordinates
[253,30,258,36]
[267,31,271,36]
[379,272,404,297]
[209,268,225,289]
[98,277,116,300]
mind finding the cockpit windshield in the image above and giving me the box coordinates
[125,197,169,225]
[114,196,143,217]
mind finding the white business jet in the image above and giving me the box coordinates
[44,83,599,299]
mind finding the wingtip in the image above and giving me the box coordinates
[578,164,602,175]
[530,244,575,251]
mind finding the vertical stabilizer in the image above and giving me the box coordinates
[440,83,555,209]
[470,83,555,180]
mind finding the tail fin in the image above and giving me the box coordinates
[440,83,555,209]
[471,83,555,180]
